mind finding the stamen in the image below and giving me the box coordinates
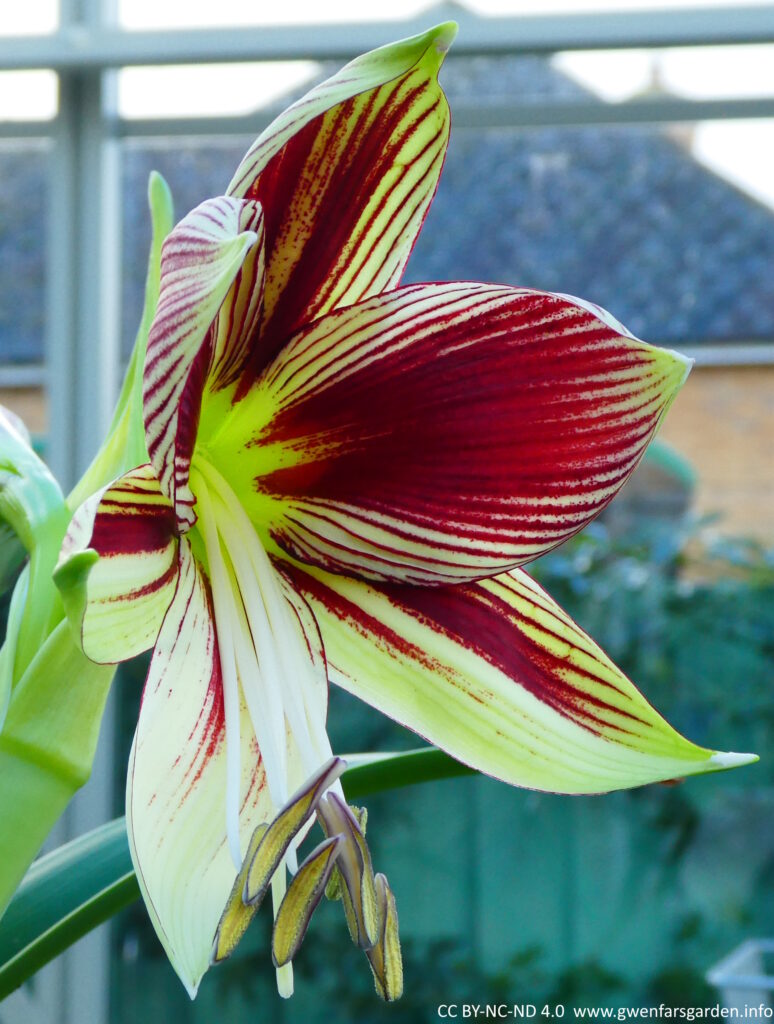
[366,873,403,1002]
[318,792,379,949]
[271,870,294,999]
[272,835,343,967]
[244,757,346,907]
[211,822,268,964]
[193,473,243,870]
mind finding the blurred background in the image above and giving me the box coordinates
[0,1,772,1021]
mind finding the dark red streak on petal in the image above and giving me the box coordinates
[91,506,177,555]
[178,571,226,806]
[288,565,647,737]
[173,335,212,492]
[103,560,180,604]
[256,290,671,580]
[238,74,446,381]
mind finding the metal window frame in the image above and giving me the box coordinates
[1,5,774,1023]
[2,3,774,68]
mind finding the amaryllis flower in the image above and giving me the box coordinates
[54,23,753,1003]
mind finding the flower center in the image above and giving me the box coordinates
[195,382,282,547]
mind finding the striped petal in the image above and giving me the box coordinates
[54,464,179,664]
[127,541,273,998]
[226,23,454,373]
[286,562,756,793]
[231,284,691,584]
[143,195,264,527]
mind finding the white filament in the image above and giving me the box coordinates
[192,473,243,871]
[198,460,334,773]
[219,563,288,808]
[193,458,343,892]
[272,870,294,998]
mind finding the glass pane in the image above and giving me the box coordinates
[118,63,318,119]
[120,0,428,29]
[0,141,49,438]
[556,44,774,103]
[407,118,774,346]
[692,119,774,210]
[120,0,774,29]
[0,71,58,122]
[475,0,773,12]
[0,0,58,35]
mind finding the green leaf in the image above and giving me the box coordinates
[343,747,474,798]
[0,819,138,1001]
[0,521,28,597]
[0,621,114,918]
[0,566,29,728]
[0,746,472,997]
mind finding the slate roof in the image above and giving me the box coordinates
[3,54,774,363]
[404,56,774,345]
[0,145,47,363]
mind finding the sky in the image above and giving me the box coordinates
[0,0,773,207]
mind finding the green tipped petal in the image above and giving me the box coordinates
[126,543,272,998]
[143,195,264,526]
[225,23,454,372]
[55,465,179,664]
[287,563,756,795]
[229,22,455,199]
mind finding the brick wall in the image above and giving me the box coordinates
[659,364,774,540]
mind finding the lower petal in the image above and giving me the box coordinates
[286,563,755,793]
[126,541,272,997]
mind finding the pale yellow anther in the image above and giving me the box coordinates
[318,793,379,949]
[211,822,268,964]
[272,835,343,967]
[324,805,366,902]
[244,756,345,906]
[366,873,403,1002]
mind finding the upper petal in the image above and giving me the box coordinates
[232,284,690,584]
[226,23,455,373]
[126,540,273,997]
[54,464,179,663]
[286,562,755,794]
[143,195,265,527]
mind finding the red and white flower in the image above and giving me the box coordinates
[55,22,753,1003]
